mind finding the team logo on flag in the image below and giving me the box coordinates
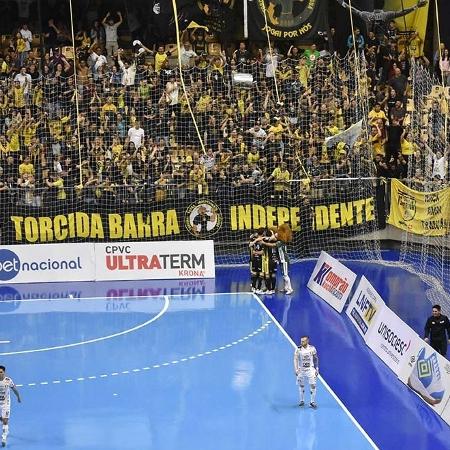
[259,0,313,28]
[248,0,326,39]
[185,200,222,238]
[398,190,416,222]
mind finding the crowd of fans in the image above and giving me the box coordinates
[0,11,449,208]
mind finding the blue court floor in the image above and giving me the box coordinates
[1,255,450,449]
[0,293,375,450]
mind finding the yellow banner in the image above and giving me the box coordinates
[387,179,450,236]
[385,0,429,56]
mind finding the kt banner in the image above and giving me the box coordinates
[248,0,328,41]
[387,179,450,236]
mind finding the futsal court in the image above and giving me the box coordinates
[1,255,450,450]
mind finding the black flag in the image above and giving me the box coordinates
[248,0,328,41]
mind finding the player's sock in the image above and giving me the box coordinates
[256,277,263,290]
[264,277,271,291]
[2,424,8,441]
[299,385,305,402]
[271,274,277,291]
[251,275,257,289]
[284,275,293,292]
[310,384,316,404]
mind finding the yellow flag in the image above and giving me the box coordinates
[384,0,429,56]
[387,179,450,236]
[186,21,209,31]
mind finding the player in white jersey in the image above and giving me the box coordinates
[294,336,319,409]
[0,366,21,447]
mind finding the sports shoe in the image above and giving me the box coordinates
[299,401,304,407]
[255,289,266,294]
[285,289,294,295]
[310,402,318,409]
[408,347,445,405]
[265,290,275,294]
[2,440,5,447]
[251,287,256,293]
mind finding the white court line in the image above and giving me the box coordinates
[15,320,271,388]
[0,341,10,344]
[252,293,380,450]
[0,296,170,356]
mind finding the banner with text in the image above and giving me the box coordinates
[0,241,215,284]
[248,0,328,41]
[307,251,357,313]
[387,179,450,236]
[345,276,386,341]
[398,342,450,420]
[0,243,95,285]
[95,241,215,281]
[2,191,376,247]
[365,306,422,376]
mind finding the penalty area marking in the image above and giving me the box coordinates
[0,296,169,357]
[252,293,380,450]
[15,320,272,388]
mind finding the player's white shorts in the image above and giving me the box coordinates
[297,369,317,386]
[0,402,10,419]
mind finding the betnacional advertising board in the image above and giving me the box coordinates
[0,241,215,284]
[0,243,95,284]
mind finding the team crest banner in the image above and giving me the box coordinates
[387,179,450,236]
[248,0,328,41]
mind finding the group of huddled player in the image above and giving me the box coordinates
[248,223,294,295]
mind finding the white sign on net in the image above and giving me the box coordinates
[307,251,357,313]
[94,241,215,281]
[398,341,450,418]
[0,243,95,284]
[365,306,422,376]
[345,276,386,341]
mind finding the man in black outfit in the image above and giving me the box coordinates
[424,305,450,356]
[192,206,216,236]
[336,0,427,38]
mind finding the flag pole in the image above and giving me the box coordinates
[244,0,248,39]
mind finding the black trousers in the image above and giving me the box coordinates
[430,339,448,356]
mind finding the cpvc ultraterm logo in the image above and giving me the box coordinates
[0,249,21,281]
